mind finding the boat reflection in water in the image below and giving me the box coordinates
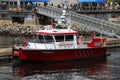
[13,57,110,80]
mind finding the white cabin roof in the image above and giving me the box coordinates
[32,28,77,35]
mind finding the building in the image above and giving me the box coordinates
[0,0,78,26]
[0,0,119,26]
[0,0,37,26]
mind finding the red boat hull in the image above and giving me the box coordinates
[12,47,107,62]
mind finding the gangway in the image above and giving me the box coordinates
[36,6,120,38]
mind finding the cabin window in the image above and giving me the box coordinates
[44,35,54,43]
[33,35,40,43]
[65,35,73,41]
[38,35,44,43]
[55,36,64,42]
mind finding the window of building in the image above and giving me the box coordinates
[6,1,8,5]
[14,2,17,6]
[20,2,24,7]
[10,2,13,6]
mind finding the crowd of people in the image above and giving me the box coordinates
[36,2,120,12]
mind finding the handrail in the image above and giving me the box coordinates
[36,6,120,38]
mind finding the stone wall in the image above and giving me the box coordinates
[0,18,36,27]
[0,20,12,26]
[24,19,36,26]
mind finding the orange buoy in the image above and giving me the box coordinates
[105,38,109,44]
[77,36,85,45]
[78,38,82,44]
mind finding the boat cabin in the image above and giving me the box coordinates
[28,27,78,49]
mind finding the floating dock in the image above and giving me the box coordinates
[0,48,12,57]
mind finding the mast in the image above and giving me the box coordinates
[60,1,70,30]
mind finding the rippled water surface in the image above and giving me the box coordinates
[0,36,120,80]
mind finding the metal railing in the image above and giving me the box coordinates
[36,6,120,38]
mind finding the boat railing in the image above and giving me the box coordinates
[45,44,48,49]
[53,42,57,49]
[72,42,76,49]
[34,43,38,49]
[64,42,67,49]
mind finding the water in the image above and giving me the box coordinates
[0,36,120,80]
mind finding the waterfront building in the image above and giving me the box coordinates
[0,0,34,26]
[0,0,50,26]
[0,0,78,26]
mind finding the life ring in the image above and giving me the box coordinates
[23,40,27,47]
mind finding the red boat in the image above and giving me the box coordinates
[12,9,107,62]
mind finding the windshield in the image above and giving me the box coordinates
[65,35,73,41]
[44,35,54,43]
[55,35,73,42]
[55,35,64,42]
